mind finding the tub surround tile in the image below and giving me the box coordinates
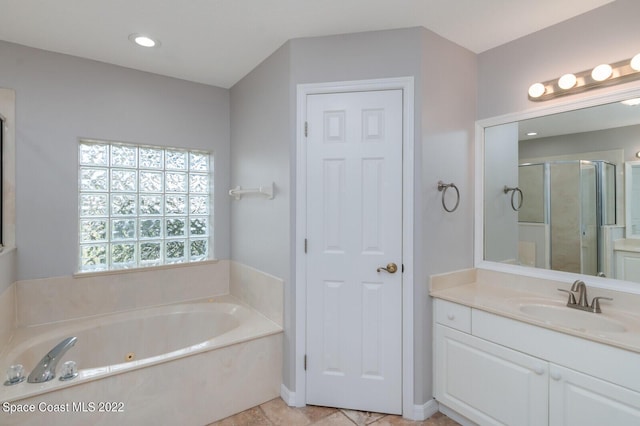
[0,247,16,295]
[230,261,283,326]
[16,260,230,326]
[4,333,282,426]
[0,282,15,350]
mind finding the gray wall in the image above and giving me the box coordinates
[0,41,231,280]
[416,28,477,403]
[478,0,640,119]
[230,27,476,404]
[229,41,292,388]
[230,43,291,283]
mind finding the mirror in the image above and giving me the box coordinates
[625,161,640,238]
[483,96,640,283]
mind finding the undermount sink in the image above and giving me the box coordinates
[516,302,627,333]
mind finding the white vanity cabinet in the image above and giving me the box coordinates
[434,325,548,425]
[433,299,640,426]
[548,365,640,426]
[614,246,640,283]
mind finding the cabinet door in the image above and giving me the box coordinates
[434,325,548,426]
[549,364,640,426]
[615,250,640,283]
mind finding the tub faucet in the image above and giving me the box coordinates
[27,337,77,383]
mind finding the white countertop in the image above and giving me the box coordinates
[430,268,640,354]
[614,239,640,253]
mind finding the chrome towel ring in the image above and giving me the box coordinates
[503,186,523,211]
[437,181,460,213]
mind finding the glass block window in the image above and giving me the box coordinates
[78,140,211,272]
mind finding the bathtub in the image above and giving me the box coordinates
[0,295,282,425]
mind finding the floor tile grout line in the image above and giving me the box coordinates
[307,409,357,425]
[339,410,359,426]
[257,404,277,426]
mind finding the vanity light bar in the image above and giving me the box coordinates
[528,53,640,101]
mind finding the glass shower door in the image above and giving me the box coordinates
[579,162,597,276]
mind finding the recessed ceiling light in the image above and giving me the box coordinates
[128,33,160,48]
[621,98,640,106]
[527,132,538,136]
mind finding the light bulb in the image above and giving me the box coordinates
[631,53,640,72]
[591,64,612,81]
[558,74,577,90]
[528,83,546,98]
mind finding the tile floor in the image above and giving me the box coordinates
[210,398,460,426]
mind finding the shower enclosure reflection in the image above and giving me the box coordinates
[482,96,640,284]
[517,161,616,275]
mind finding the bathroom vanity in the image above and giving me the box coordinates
[430,268,640,426]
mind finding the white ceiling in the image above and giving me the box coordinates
[0,0,614,88]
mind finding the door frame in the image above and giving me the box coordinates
[294,77,415,417]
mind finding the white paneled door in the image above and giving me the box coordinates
[305,90,403,414]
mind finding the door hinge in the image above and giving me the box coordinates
[304,355,307,370]
[304,238,308,253]
[402,264,405,273]
[304,121,308,137]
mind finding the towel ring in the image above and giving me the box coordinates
[437,181,460,213]
[503,186,523,211]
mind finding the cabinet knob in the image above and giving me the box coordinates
[533,365,545,375]
[550,371,562,381]
[447,313,455,320]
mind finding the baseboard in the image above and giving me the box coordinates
[439,404,478,426]
[412,398,439,421]
[280,383,297,406]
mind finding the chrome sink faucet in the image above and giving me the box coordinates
[558,280,613,314]
[27,337,77,383]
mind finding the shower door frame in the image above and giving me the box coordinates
[518,160,616,276]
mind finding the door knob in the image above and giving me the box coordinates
[377,263,398,274]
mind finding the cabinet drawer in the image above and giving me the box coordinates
[434,299,471,333]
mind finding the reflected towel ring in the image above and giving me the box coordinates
[437,181,460,213]
[503,186,523,211]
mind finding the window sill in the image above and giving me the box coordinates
[73,258,220,279]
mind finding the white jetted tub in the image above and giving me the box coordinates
[0,295,282,425]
